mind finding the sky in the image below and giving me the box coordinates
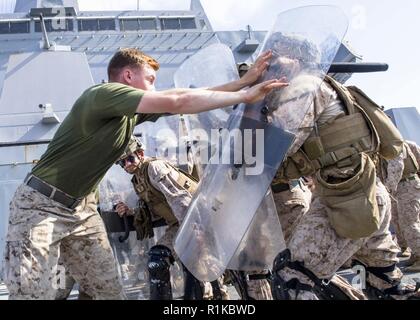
[1,0,419,110]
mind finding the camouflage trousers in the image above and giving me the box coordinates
[3,184,125,300]
[156,223,179,255]
[273,180,311,242]
[233,181,312,300]
[277,180,402,299]
[394,177,420,257]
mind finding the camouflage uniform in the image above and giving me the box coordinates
[131,158,229,300]
[273,80,409,299]
[384,151,407,249]
[135,159,193,253]
[272,179,312,242]
[393,142,420,264]
[4,184,124,300]
[137,158,276,300]
[270,179,312,298]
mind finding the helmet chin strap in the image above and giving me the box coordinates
[138,154,146,165]
[134,150,146,167]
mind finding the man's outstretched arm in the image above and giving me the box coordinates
[136,78,288,115]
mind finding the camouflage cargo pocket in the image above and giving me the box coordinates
[317,152,380,240]
[3,241,35,296]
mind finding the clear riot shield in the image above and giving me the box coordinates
[227,189,286,271]
[174,43,239,177]
[174,43,285,272]
[174,43,238,131]
[98,165,184,299]
[175,5,349,281]
[135,115,180,164]
[135,115,192,173]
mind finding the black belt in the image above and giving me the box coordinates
[271,182,290,193]
[24,174,82,210]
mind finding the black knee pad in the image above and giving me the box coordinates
[147,245,174,280]
[147,245,174,300]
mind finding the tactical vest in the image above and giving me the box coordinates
[402,142,420,179]
[132,158,198,226]
[271,76,405,240]
[273,75,404,184]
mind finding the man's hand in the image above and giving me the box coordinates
[239,50,272,86]
[244,77,288,104]
[115,202,132,217]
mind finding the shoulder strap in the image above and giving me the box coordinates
[137,159,167,202]
[324,75,355,114]
[403,143,420,176]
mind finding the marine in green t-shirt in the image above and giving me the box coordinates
[32,82,160,198]
[3,46,287,301]
[30,48,285,200]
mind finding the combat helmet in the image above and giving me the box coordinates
[266,32,321,67]
[117,135,144,162]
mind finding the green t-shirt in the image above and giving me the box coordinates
[32,82,160,198]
